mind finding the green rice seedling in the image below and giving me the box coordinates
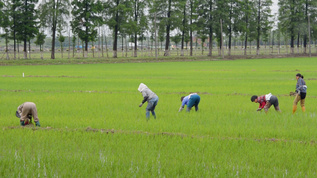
[1,57,317,176]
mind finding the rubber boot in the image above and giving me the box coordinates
[35,121,40,127]
[301,106,306,112]
[292,105,297,114]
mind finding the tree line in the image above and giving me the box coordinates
[0,0,316,59]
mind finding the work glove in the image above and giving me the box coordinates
[179,106,184,112]
[35,121,41,127]
[20,120,25,126]
[256,108,262,112]
[139,103,143,107]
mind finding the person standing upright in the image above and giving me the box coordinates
[293,73,307,113]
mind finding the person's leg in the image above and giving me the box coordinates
[274,101,281,112]
[300,99,306,112]
[151,97,158,119]
[31,104,39,122]
[270,96,281,112]
[293,94,300,114]
[29,103,40,126]
[194,95,200,112]
[146,99,155,119]
[263,102,272,113]
[187,99,194,112]
[300,93,306,112]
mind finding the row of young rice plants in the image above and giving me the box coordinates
[1,128,317,177]
[1,57,317,176]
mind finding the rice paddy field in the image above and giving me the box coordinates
[1,57,317,177]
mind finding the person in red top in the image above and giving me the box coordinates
[251,93,281,113]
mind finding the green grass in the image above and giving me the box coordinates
[1,57,317,177]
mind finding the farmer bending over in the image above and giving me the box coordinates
[138,83,159,120]
[16,102,40,126]
[179,93,201,112]
[251,93,281,113]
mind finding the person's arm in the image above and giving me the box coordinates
[296,78,306,92]
[17,104,23,116]
[257,102,265,111]
[139,91,149,107]
[179,97,188,112]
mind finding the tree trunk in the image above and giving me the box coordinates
[24,39,27,59]
[68,30,70,59]
[40,45,43,60]
[220,19,224,58]
[61,42,63,59]
[164,0,172,56]
[181,4,186,57]
[28,40,31,59]
[51,0,57,59]
[208,2,213,57]
[105,32,109,58]
[154,11,158,59]
[101,30,104,58]
[5,35,9,60]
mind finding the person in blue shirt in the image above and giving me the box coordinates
[179,93,200,112]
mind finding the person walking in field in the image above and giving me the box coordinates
[16,102,41,126]
[293,73,307,113]
[138,83,159,120]
[251,93,281,113]
[179,93,201,112]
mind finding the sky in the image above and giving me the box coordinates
[272,0,279,15]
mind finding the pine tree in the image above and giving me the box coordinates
[71,0,103,57]
[14,0,39,59]
[254,0,273,55]
[130,0,147,57]
[34,32,46,59]
[38,0,70,59]
[278,0,303,54]
[197,0,215,56]
[154,0,183,56]
[104,0,131,58]
[0,0,12,59]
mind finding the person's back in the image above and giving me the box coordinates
[141,88,157,101]
[17,102,40,126]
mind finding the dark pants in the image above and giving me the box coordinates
[264,95,280,112]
